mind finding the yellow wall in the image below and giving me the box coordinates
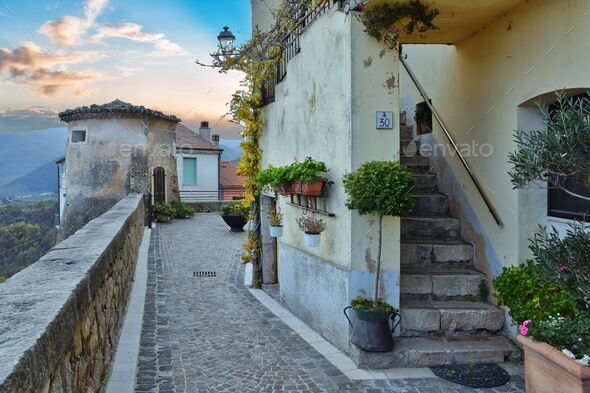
[402,0,590,270]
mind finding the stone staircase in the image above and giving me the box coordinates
[352,126,521,368]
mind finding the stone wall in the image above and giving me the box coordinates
[0,194,145,393]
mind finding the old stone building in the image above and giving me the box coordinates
[58,99,180,239]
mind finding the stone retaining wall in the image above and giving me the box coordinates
[0,194,145,393]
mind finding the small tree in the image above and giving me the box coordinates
[508,92,590,200]
[343,161,415,308]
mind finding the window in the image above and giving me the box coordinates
[183,157,197,186]
[71,130,86,143]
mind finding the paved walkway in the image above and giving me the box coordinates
[134,214,525,393]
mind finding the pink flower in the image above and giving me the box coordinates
[358,2,366,11]
[560,265,568,272]
[519,320,531,336]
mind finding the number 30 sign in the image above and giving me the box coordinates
[375,111,394,129]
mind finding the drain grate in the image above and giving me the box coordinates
[193,271,217,278]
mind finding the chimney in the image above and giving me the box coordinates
[212,134,220,146]
[199,121,211,141]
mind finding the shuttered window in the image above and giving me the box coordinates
[183,157,197,185]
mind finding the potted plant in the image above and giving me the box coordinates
[267,208,284,238]
[493,226,590,393]
[342,160,415,352]
[154,202,175,223]
[220,201,250,232]
[296,214,326,247]
[291,157,327,196]
[258,165,295,196]
[170,200,196,219]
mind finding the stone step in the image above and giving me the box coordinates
[401,155,430,170]
[412,193,449,215]
[413,173,438,193]
[401,216,461,240]
[400,139,421,156]
[400,267,485,299]
[401,239,474,267]
[400,299,505,337]
[350,335,522,369]
[400,125,414,140]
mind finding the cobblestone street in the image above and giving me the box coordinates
[134,214,525,393]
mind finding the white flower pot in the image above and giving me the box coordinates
[303,233,321,247]
[270,226,283,238]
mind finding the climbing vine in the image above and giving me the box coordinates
[355,0,439,49]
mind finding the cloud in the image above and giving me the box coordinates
[39,0,108,46]
[0,42,105,95]
[92,23,186,56]
[0,107,62,132]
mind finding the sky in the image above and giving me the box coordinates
[0,0,252,138]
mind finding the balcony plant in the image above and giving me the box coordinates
[170,200,196,219]
[257,165,295,196]
[342,160,415,352]
[291,157,327,196]
[220,201,250,232]
[267,208,284,238]
[296,214,326,247]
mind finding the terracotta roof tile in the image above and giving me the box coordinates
[175,123,223,151]
[220,161,244,187]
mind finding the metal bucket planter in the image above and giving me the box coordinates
[269,225,283,238]
[343,307,401,352]
[221,215,248,232]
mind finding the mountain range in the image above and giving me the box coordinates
[0,128,242,197]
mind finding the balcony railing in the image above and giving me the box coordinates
[261,0,343,106]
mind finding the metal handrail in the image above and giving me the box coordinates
[400,55,503,226]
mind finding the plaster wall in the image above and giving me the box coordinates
[400,0,590,272]
[258,7,402,347]
[176,150,220,202]
[251,0,281,31]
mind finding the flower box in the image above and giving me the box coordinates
[292,179,324,196]
[518,335,590,393]
[274,180,294,196]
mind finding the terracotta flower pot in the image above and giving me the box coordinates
[275,180,294,196]
[300,179,324,196]
[518,335,590,393]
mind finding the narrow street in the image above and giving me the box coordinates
[134,215,525,393]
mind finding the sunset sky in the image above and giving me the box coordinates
[0,0,251,138]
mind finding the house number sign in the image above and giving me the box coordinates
[375,111,394,129]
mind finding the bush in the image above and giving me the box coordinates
[528,312,590,359]
[529,223,590,309]
[221,201,250,218]
[154,202,175,218]
[492,260,577,324]
[343,161,415,216]
[170,200,195,219]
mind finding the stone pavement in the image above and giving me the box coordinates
[134,214,525,393]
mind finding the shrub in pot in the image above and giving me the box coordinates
[493,225,590,392]
[154,202,175,223]
[267,208,284,238]
[296,214,326,247]
[220,201,250,232]
[342,160,415,352]
[170,200,196,219]
[291,157,327,196]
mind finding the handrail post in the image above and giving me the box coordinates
[399,54,503,226]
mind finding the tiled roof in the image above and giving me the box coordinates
[59,99,180,123]
[175,124,223,151]
[220,161,244,187]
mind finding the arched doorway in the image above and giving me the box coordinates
[153,167,166,203]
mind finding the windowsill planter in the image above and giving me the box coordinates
[269,226,283,238]
[303,233,321,247]
[274,181,294,196]
[292,179,324,197]
[517,335,590,393]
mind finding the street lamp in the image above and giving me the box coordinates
[217,26,236,54]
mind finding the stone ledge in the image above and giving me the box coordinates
[0,194,144,393]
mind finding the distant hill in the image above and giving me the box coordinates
[220,139,242,163]
[0,160,59,197]
[0,128,67,187]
